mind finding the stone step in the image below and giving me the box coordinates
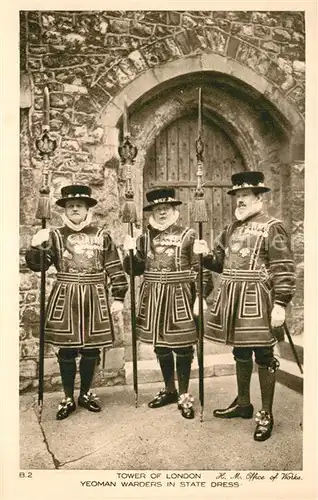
[126,350,303,394]
[276,339,303,364]
[126,353,250,386]
[127,334,304,363]
[125,340,232,362]
[276,356,304,394]
[274,341,304,394]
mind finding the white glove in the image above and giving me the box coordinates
[193,239,210,255]
[110,300,124,315]
[271,304,286,328]
[31,228,50,247]
[193,296,208,316]
[123,235,137,252]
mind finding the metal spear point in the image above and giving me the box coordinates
[118,96,139,408]
[193,88,208,423]
[35,86,57,422]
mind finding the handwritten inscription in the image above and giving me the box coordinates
[246,472,265,481]
[281,472,302,480]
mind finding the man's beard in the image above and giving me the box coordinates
[235,200,263,221]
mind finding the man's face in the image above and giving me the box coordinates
[235,188,260,214]
[64,199,89,224]
[151,203,175,224]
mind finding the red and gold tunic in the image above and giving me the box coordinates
[25,225,128,348]
[203,212,296,347]
[123,223,213,348]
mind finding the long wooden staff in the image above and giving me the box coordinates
[35,87,57,420]
[118,96,139,407]
[193,88,208,422]
[283,323,303,374]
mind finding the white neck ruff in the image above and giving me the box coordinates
[62,211,93,232]
[149,211,179,231]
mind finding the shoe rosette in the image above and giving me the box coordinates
[82,391,99,403]
[155,388,167,399]
[178,393,194,409]
[78,391,101,412]
[255,409,272,426]
[58,397,74,410]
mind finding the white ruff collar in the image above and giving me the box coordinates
[235,201,263,221]
[149,211,179,231]
[62,210,93,232]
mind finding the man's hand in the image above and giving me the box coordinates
[271,304,286,328]
[123,235,137,253]
[193,239,210,256]
[31,228,50,248]
[110,300,124,315]
[193,296,208,316]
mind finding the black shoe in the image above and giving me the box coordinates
[56,397,76,420]
[178,393,195,420]
[148,389,178,408]
[78,392,101,412]
[213,397,254,419]
[254,410,274,442]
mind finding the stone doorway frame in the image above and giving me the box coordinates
[97,53,304,232]
[98,53,304,162]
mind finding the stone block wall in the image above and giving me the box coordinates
[19,10,305,392]
[289,162,305,335]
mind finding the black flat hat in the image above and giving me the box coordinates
[143,187,182,212]
[227,171,271,195]
[56,185,98,208]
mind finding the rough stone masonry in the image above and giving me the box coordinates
[19,10,305,393]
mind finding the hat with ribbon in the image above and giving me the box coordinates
[143,187,182,212]
[227,171,271,195]
[55,185,98,208]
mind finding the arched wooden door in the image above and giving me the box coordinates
[143,113,245,247]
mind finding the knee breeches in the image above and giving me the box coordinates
[233,346,279,371]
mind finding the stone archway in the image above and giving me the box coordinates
[102,73,297,234]
[96,54,304,239]
[98,53,304,158]
[95,56,304,352]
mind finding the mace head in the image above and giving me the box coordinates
[118,136,138,164]
[36,131,58,158]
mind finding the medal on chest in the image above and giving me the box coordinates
[227,221,269,260]
[229,228,246,254]
[152,233,181,256]
[63,233,101,261]
[148,232,182,269]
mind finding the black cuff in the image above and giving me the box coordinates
[274,300,287,308]
[112,296,125,302]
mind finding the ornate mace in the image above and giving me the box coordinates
[193,88,208,422]
[35,86,57,421]
[118,96,139,407]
